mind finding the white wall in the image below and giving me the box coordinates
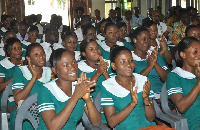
[92,0,105,18]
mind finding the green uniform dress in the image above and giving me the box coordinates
[149,38,171,66]
[98,41,127,60]
[0,57,19,108]
[166,67,200,130]
[78,60,113,99]
[101,73,156,129]
[10,66,52,130]
[37,80,86,130]
[1,27,7,37]
[131,51,168,94]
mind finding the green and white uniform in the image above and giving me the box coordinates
[131,51,168,94]
[101,73,155,129]
[166,67,200,130]
[10,66,51,130]
[149,38,170,66]
[37,80,86,130]
[0,57,19,108]
[78,60,113,99]
[99,41,127,60]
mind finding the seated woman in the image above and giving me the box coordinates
[37,48,100,129]
[185,25,200,41]
[79,38,110,98]
[116,22,134,50]
[62,31,80,61]
[96,19,107,42]
[143,20,172,65]
[129,27,169,95]
[101,46,155,129]
[98,22,130,60]
[166,37,200,130]
[0,38,23,112]
[0,30,17,60]
[10,43,52,130]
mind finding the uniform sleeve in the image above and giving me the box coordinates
[101,86,114,107]
[157,54,169,71]
[12,67,26,90]
[38,87,55,113]
[166,72,183,96]
[0,64,6,79]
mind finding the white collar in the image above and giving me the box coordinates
[172,67,196,79]
[53,43,64,50]
[97,34,105,41]
[0,48,5,56]
[21,41,31,46]
[0,57,15,69]
[78,60,111,73]
[78,60,95,73]
[44,79,77,102]
[75,51,81,61]
[102,73,147,97]
[19,66,52,83]
[40,42,51,47]
[1,27,7,32]
[131,51,149,61]
[99,41,124,52]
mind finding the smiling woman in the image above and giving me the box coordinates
[10,43,52,130]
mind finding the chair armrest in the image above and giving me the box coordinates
[153,100,181,129]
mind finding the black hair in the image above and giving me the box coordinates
[61,31,78,41]
[82,23,96,36]
[179,8,189,18]
[10,20,18,30]
[28,25,39,33]
[18,21,28,28]
[115,7,120,11]
[76,7,84,14]
[116,22,127,29]
[125,10,132,15]
[110,45,131,63]
[3,30,16,40]
[25,43,43,58]
[1,15,11,22]
[80,15,91,24]
[80,38,97,60]
[104,22,117,34]
[175,37,200,67]
[50,48,73,68]
[4,37,21,57]
[142,20,156,28]
[129,26,149,43]
[185,25,200,37]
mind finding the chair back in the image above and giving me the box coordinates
[15,93,38,130]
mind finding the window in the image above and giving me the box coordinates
[105,0,117,18]
[28,0,35,5]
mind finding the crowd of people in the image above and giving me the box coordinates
[0,4,200,130]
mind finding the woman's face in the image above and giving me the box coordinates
[82,41,101,61]
[100,21,107,34]
[147,24,158,40]
[4,17,12,28]
[187,28,200,41]
[27,46,46,67]
[29,30,38,41]
[55,52,78,81]
[181,41,200,67]
[84,28,96,40]
[105,25,119,44]
[9,41,22,59]
[112,50,135,77]
[62,35,78,52]
[134,31,150,52]
[119,26,127,39]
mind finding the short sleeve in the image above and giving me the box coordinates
[12,67,25,90]
[157,54,169,71]
[0,64,6,78]
[37,87,55,113]
[101,86,114,107]
[166,72,183,96]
